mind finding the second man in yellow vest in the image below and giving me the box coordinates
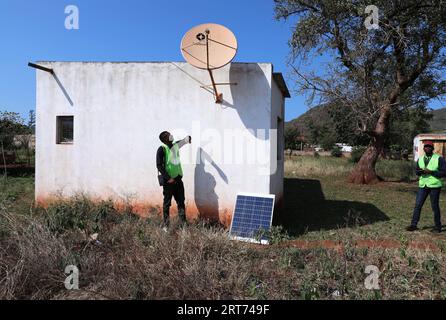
[407,141,446,233]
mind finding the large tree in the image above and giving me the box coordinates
[0,111,28,149]
[275,0,446,183]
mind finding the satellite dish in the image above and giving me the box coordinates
[181,23,238,70]
[181,23,238,103]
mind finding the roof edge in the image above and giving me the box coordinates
[272,73,291,98]
[416,134,446,138]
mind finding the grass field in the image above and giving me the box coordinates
[279,156,445,242]
[1,156,446,299]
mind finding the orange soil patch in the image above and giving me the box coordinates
[282,239,442,252]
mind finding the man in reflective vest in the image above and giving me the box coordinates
[407,141,446,233]
[156,131,192,227]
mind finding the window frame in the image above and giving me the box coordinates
[56,116,74,145]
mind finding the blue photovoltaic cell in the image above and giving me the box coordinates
[230,194,275,241]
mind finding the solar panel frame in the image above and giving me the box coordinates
[229,192,276,245]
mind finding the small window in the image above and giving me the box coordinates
[56,116,74,144]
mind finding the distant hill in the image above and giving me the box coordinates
[285,104,331,137]
[429,107,446,132]
[286,105,446,135]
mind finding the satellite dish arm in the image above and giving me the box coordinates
[205,30,223,104]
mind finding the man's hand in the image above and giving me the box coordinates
[167,178,175,184]
[423,169,433,174]
[177,136,191,149]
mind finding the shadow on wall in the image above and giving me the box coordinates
[53,72,74,106]
[194,147,228,222]
[170,62,214,96]
[273,178,389,236]
[168,63,271,140]
[220,63,271,140]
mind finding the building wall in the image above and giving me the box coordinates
[36,62,285,225]
[269,77,285,208]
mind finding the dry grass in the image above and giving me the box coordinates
[0,211,74,299]
[1,194,446,300]
[285,156,353,177]
[285,155,415,181]
[0,160,445,300]
[0,197,264,300]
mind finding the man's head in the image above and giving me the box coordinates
[159,131,173,144]
[423,141,434,155]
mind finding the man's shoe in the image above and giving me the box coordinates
[430,227,442,234]
[406,225,418,232]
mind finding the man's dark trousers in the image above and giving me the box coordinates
[411,187,442,229]
[163,178,186,226]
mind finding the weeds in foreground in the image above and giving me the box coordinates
[1,196,446,300]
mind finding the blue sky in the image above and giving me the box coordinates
[0,0,444,123]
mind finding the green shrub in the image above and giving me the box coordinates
[390,144,403,152]
[45,196,115,234]
[268,225,290,245]
[320,134,337,151]
[331,146,343,158]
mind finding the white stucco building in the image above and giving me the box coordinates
[35,61,290,225]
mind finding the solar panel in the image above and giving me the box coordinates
[229,193,275,245]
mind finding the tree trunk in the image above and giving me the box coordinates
[347,138,383,184]
[348,103,393,184]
